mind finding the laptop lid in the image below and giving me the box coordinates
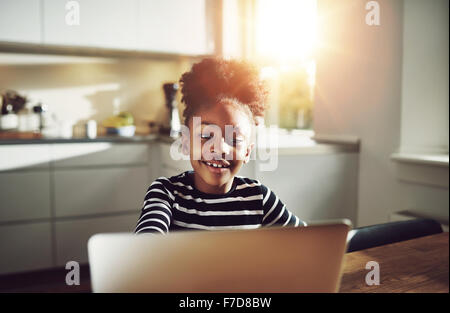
[88,219,352,293]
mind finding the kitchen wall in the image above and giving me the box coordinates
[0,53,194,132]
[400,0,449,153]
[314,0,449,227]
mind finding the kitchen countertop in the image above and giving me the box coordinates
[0,134,161,145]
[0,132,360,154]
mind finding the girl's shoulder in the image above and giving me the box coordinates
[233,175,265,194]
[233,175,262,186]
[149,171,193,192]
[234,176,274,197]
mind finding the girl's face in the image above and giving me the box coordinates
[182,101,254,193]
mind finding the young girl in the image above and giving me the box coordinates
[134,58,305,234]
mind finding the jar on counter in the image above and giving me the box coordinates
[0,104,19,130]
[85,120,97,138]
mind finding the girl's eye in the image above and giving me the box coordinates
[200,133,212,140]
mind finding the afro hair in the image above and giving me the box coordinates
[179,58,268,126]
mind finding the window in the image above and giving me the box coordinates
[254,0,317,129]
[222,0,318,130]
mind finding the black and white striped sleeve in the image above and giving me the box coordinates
[261,184,306,227]
[134,178,174,234]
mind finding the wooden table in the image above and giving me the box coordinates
[339,232,449,292]
[1,233,447,293]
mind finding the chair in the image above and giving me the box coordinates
[346,218,443,253]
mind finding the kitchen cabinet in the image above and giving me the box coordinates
[54,166,148,217]
[0,0,213,56]
[43,0,138,50]
[0,171,51,222]
[54,213,138,266]
[50,143,149,167]
[256,153,358,223]
[159,141,192,177]
[0,0,42,43]
[0,144,52,223]
[0,144,51,171]
[0,222,53,275]
[137,0,213,55]
[0,141,154,275]
[51,143,150,217]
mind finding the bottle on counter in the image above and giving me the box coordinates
[32,103,56,133]
[32,103,46,131]
[162,83,181,138]
[30,104,43,132]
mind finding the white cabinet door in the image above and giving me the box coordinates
[137,0,212,54]
[160,165,183,179]
[159,142,192,176]
[50,143,149,167]
[0,222,53,275]
[0,144,51,171]
[237,160,256,180]
[147,141,162,183]
[0,171,51,222]
[43,0,138,50]
[53,166,148,217]
[54,213,138,266]
[0,0,42,43]
[256,153,358,224]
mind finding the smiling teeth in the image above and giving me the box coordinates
[205,162,227,168]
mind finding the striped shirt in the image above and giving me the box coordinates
[134,171,306,234]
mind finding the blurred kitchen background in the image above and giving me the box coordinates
[0,0,448,291]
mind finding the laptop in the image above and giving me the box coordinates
[87,219,352,293]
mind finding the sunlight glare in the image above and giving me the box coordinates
[255,0,317,62]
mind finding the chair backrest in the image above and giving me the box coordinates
[347,218,443,253]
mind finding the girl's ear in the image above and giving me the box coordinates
[243,142,254,164]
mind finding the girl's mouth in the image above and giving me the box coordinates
[201,160,231,173]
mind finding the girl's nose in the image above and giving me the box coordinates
[211,137,231,156]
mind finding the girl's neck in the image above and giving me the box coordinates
[192,172,234,195]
